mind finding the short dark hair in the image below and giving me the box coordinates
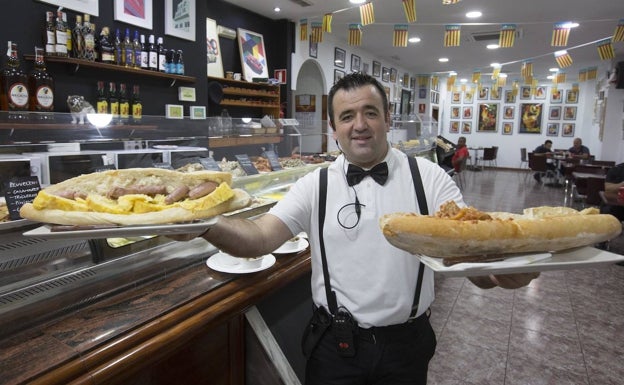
[545,140,552,145]
[327,72,389,129]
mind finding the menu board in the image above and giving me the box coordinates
[4,176,41,220]
[263,150,282,171]
[235,154,259,175]
[200,157,221,171]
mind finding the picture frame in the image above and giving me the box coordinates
[563,106,577,120]
[400,89,411,116]
[503,106,515,119]
[390,68,398,83]
[477,86,489,100]
[350,54,361,72]
[477,103,498,132]
[451,91,461,104]
[237,28,269,82]
[372,61,381,77]
[464,90,474,104]
[362,62,369,74]
[410,77,416,90]
[382,67,390,82]
[547,123,559,136]
[462,106,473,119]
[566,89,579,103]
[549,106,561,120]
[451,106,461,119]
[502,122,513,135]
[165,0,195,41]
[39,0,99,16]
[550,88,562,103]
[562,123,575,137]
[334,69,345,84]
[520,86,532,100]
[402,73,410,88]
[418,88,427,99]
[309,36,318,58]
[461,121,472,134]
[165,104,184,119]
[519,103,543,134]
[504,90,516,103]
[535,86,547,100]
[114,0,152,29]
[490,87,502,100]
[450,121,460,134]
[189,106,206,120]
[334,47,346,68]
[418,103,426,114]
[206,18,223,78]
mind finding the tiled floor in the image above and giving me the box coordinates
[427,169,624,385]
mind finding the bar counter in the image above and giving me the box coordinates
[0,238,311,385]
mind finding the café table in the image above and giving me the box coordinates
[468,147,483,171]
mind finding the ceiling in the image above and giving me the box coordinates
[224,0,624,82]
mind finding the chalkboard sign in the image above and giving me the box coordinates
[263,150,283,171]
[200,157,221,171]
[4,176,41,220]
[235,154,259,175]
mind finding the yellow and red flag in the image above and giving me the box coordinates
[578,68,587,82]
[491,65,501,80]
[311,22,323,43]
[299,19,308,41]
[444,25,461,47]
[472,70,481,84]
[554,50,573,68]
[587,67,598,80]
[323,13,333,33]
[348,24,362,46]
[442,0,461,4]
[431,75,439,89]
[512,80,519,96]
[551,22,571,46]
[393,24,409,47]
[556,72,566,83]
[499,24,516,48]
[446,74,456,91]
[572,83,579,93]
[402,0,417,23]
[613,19,624,42]
[521,61,533,78]
[417,75,429,87]
[597,38,615,60]
[497,74,507,88]
[360,2,375,26]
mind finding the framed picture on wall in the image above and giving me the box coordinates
[490,87,502,100]
[114,0,152,29]
[334,47,346,68]
[549,106,561,119]
[451,106,461,119]
[502,122,513,135]
[334,69,345,84]
[504,90,516,103]
[166,0,196,41]
[503,106,515,119]
[519,103,543,134]
[40,0,99,16]
[419,88,427,99]
[462,106,473,119]
[351,54,361,72]
[206,18,223,78]
[362,62,369,74]
[309,36,317,58]
[520,86,531,100]
[547,123,559,136]
[237,28,269,82]
[535,86,547,100]
[382,67,390,82]
[461,121,472,134]
[402,73,410,88]
[477,103,498,132]
[563,106,577,120]
[550,88,562,103]
[477,86,489,100]
[562,123,575,137]
[464,90,474,104]
[372,61,381,77]
[450,121,460,134]
[451,92,461,104]
[390,68,398,83]
[566,89,578,103]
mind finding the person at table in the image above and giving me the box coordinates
[451,136,469,172]
[532,139,555,182]
[568,138,590,160]
[600,162,624,221]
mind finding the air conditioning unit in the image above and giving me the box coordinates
[217,25,237,39]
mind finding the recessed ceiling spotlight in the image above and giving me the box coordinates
[555,50,568,56]
[561,22,579,28]
[408,37,421,43]
[460,78,468,83]
[498,73,508,78]
[439,57,449,62]
[490,62,501,68]
[350,0,367,4]
[274,7,280,12]
[547,75,554,80]
[466,11,482,18]
[549,67,559,72]
[486,44,499,49]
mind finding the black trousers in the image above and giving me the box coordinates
[305,313,437,385]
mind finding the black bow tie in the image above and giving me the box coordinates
[346,162,389,186]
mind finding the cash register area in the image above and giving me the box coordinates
[427,169,623,385]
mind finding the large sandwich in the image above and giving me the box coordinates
[20,168,251,226]
[380,201,622,263]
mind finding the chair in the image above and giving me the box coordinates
[519,148,528,169]
[480,146,498,169]
[527,152,555,183]
[584,177,605,207]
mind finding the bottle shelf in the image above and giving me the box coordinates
[23,55,196,85]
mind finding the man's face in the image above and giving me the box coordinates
[573,139,581,148]
[545,142,552,150]
[331,85,389,168]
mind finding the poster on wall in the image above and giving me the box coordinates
[477,103,498,132]
[206,18,223,78]
[237,28,269,82]
[519,103,543,134]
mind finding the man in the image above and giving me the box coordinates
[191,73,538,384]
[601,162,624,221]
[451,136,469,172]
[568,137,590,160]
[533,139,555,182]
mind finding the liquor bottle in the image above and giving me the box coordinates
[118,83,129,122]
[132,30,141,69]
[45,11,56,56]
[176,50,184,75]
[165,49,174,74]
[131,84,142,123]
[82,14,95,61]
[92,23,99,61]
[123,28,133,67]
[98,27,114,64]
[95,80,108,114]
[108,81,119,120]
[113,28,122,66]
[65,12,72,58]
[139,34,148,70]
[1,41,29,113]
[28,46,54,116]
[55,9,68,57]
[147,34,157,71]
[72,15,83,59]
[157,37,166,73]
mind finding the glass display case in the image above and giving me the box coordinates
[389,113,439,162]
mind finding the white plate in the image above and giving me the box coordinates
[22,217,217,240]
[272,237,309,254]
[206,252,276,274]
[417,246,624,277]
[0,219,36,231]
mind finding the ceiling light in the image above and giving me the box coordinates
[547,75,554,80]
[499,73,507,78]
[490,62,501,68]
[555,50,568,56]
[549,67,559,72]
[561,22,579,29]
[273,7,280,12]
[350,0,367,4]
[460,78,468,83]
[408,37,421,43]
[439,57,449,62]
[486,44,499,49]
[466,11,482,18]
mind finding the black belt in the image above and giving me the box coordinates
[357,309,430,344]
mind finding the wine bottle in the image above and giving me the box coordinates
[131,84,142,123]
[28,46,54,116]
[148,34,157,71]
[45,11,56,56]
[132,30,141,69]
[157,37,166,73]
[113,28,122,66]
[96,80,108,114]
[55,9,68,57]
[108,81,119,120]
[123,28,133,67]
[82,14,95,61]
[139,34,148,69]
[118,83,129,123]
[1,41,29,114]
[72,15,83,59]
[99,27,115,64]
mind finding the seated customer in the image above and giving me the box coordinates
[451,136,469,172]
[568,137,590,160]
[600,162,624,221]
[533,139,555,182]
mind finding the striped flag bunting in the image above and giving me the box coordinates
[442,0,461,4]
[499,24,516,48]
[360,2,375,26]
[299,19,308,41]
[596,38,615,60]
[491,86,501,98]
[472,70,481,83]
[551,22,571,46]
[587,67,598,80]
[512,80,519,96]
[521,61,533,78]
[417,75,429,87]
[348,24,362,46]
[323,13,333,33]
[431,75,439,89]
[497,74,507,88]
[578,68,587,82]
[444,25,461,47]
[393,24,409,47]
[613,19,624,42]
[572,83,579,92]
[491,66,501,80]
[554,51,573,68]
[524,75,533,85]
[311,22,323,43]
[556,72,566,83]
[402,0,417,23]
[531,79,538,96]
[446,74,456,91]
